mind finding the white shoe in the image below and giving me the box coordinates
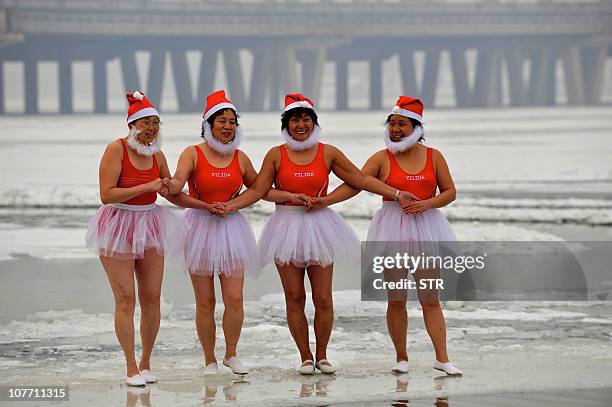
[125,374,146,387]
[204,362,219,376]
[315,359,336,374]
[139,369,157,383]
[223,356,249,375]
[433,360,463,376]
[392,360,409,374]
[297,360,315,375]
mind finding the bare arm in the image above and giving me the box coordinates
[240,151,294,203]
[404,149,456,213]
[99,141,162,204]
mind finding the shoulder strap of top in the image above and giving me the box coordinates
[425,147,434,172]
[118,138,131,169]
[385,149,400,171]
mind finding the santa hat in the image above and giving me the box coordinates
[203,90,237,120]
[126,91,159,124]
[390,96,424,123]
[284,93,315,112]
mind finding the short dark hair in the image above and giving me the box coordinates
[201,108,239,138]
[281,107,319,131]
[385,114,425,143]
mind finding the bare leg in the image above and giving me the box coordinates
[415,269,449,363]
[134,249,164,371]
[100,255,138,376]
[190,273,217,366]
[387,300,409,362]
[276,263,312,362]
[219,274,244,359]
[306,264,334,362]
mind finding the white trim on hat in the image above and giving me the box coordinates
[284,101,314,112]
[127,107,159,124]
[203,102,236,120]
[391,106,423,123]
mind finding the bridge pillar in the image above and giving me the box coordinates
[93,57,108,113]
[224,49,247,110]
[301,48,326,105]
[528,48,556,106]
[581,44,607,105]
[249,47,272,111]
[277,47,300,96]
[146,50,166,110]
[421,49,440,108]
[58,57,72,114]
[171,49,197,112]
[0,61,4,114]
[505,47,526,106]
[24,58,38,114]
[473,48,503,107]
[369,57,382,110]
[268,59,281,111]
[449,48,471,107]
[562,45,585,105]
[120,51,142,94]
[335,59,348,111]
[398,49,418,97]
[196,49,218,110]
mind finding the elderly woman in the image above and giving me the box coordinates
[85,92,181,386]
[312,96,463,376]
[222,94,416,375]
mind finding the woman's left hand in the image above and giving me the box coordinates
[403,199,433,214]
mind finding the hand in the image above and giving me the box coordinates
[307,196,328,212]
[397,191,419,208]
[165,177,183,195]
[287,192,312,207]
[215,201,236,218]
[205,202,225,217]
[403,199,432,214]
[144,178,164,193]
[159,185,169,198]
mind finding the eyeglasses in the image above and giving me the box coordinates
[138,120,162,128]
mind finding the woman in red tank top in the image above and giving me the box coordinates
[85,92,185,387]
[221,94,417,375]
[319,96,463,376]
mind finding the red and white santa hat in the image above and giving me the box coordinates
[390,96,424,123]
[284,93,315,112]
[203,90,237,120]
[126,91,159,124]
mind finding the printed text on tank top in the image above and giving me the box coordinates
[383,147,437,201]
[275,143,329,206]
[188,145,243,204]
[117,138,160,205]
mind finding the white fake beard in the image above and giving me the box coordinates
[384,125,423,154]
[282,125,321,151]
[126,127,162,156]
[202,121,242,155]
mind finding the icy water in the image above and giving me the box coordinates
[0,107,611,406]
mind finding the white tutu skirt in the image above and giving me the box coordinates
[182,208,259,277]
[258,205,360,269]
[85,203,183,262]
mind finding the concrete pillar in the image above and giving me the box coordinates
[196,49,217,109]
[0,61,4,114]
[529,48,556,106]
[249,47,271,111]
[449,48,471,107]
[398,50,418,97]
[223,49,247,109]
[277,47,299,95]
[170,49,196,112]
[24,58,38,114]
[268,59,281,111]
[581,44,607,105]
[301,48,326,104]
[369,57,382,110]
[421,49,440,108]
[336,59,348,111]
[120,51,141,93]
[58,57,72,114]
[505,46,526,106]
[146,50,165,109]
[93,57,108,113]
[473,48,502,107]
[562,45,585,105]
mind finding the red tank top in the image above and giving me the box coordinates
[188,146,243,203]
[274,143,329,206]
[383,147,437,201]
[117,138,159,205]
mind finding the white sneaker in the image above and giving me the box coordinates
[315,359,336,374]
[204,362,219,376]
[392,360,409,373]
[433,360,463,376]
[125,374,146,387]
[223,356,249,375]
[139,369,157,383]
[297,360,315,375]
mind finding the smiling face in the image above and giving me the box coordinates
[211,109,237,144]
[287,112,314,141]
[387,114,415,142]
[131,116,160,145]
